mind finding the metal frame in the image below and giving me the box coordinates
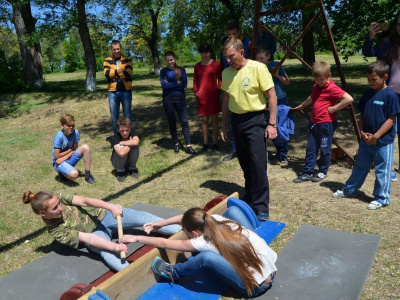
[252,0,360,163]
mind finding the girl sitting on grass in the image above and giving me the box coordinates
[22,190,181,271]
[120,207,277,297]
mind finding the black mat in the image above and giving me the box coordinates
[0,203,183,300]
[263,225,381,300]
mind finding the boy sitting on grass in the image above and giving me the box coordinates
[107,117,140,182]
[333,60,400,210]
[52,114,95,184]
[293,61,353,183]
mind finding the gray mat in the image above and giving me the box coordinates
[0,203,183,300]
[263,225,380,300]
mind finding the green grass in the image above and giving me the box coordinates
[0,55,399,299]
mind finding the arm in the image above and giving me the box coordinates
[119,136,139,147]
[193,65,199,95]
[328,92,353,114]
[120,234,195,252]
[143,214,184,234]
[362,22,381,57]
[264,87,278,139]
[177,68,187,88]
[118,58,133,80]
[221,92,231,142]
[71,194,123,218]
[274,72,290,86]
[54,142,78,165]
[365,114,397,145]
[295,95,312,109]
[160,69,179,90]
[79,232,128,254]
[217,63,222,90]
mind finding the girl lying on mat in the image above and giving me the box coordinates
[119,206,277,297]
[22,190,181,271]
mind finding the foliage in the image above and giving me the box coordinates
[0,50,25,94]
[62,29,84,72]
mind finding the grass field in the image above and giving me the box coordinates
[0,55,399,299]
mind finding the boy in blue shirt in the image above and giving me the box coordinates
[52,114,95,184]
[256,46,291,163]
[333,61,400,209]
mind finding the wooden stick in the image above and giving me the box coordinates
[117,215,126,260]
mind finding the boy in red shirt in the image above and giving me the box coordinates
[293,62,353,182]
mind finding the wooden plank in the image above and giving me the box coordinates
[79,192,238,300]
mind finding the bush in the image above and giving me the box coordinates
[0,51,26,93]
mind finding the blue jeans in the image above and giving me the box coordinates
[342,140,393,205]
[222,206,255,231]
[163,94,191,145]
[172,251,272,297]
[53,151,82,176]
[303,121,337,174]
[108,91,133,135]
[86,209,181,271]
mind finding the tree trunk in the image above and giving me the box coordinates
[77,0,96,92]
[149,11,161,75]
[12,1,43,88]
[302,10,316,67]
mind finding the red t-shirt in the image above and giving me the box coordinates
[311,80,346,123]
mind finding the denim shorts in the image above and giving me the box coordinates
[53,151,82,175]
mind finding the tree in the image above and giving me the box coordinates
[38,0,98,91]
[3,0,44,87]
[113,0,166,75]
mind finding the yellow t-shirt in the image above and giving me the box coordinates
[221,60,274,114]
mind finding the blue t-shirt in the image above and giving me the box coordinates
[52,129,80,163]
[357,87,400,146]
[160,67,187,98]
[267,61,287,100]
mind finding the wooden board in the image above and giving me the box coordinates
[79,192,238,300]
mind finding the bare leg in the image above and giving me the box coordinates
[76,144,91,171]
[202,115,209,145]
[211,114,219,145]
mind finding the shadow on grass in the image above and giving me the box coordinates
[319,181,373,204]
[200,180,245,198]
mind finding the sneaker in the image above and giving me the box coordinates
[293,173,312,183]
[311,172,327,182]
[116,172,126,182]
[332,190,345,198]
[223,151,237,161]
[85,174,95,184]
[391,170,397,182]
[278,157,288,165]
[202,144,209,151]
[129,169,140,178]
[367,200,383,210]
[186,146,197,155]
[152,257,175,282]
[257,211,270,221]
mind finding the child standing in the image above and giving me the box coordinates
[293,62,353,183]
[107,117,140,182]
[52,114,95,184]
[333,61,400,209]
[256,46,290,163]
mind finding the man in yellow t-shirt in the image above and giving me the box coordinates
[221,38,277,221]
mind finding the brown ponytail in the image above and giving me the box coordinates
[164,51,182,81]
[182,208,264,295]
[22,191,53,214]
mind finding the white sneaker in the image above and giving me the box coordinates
[332,190,345,198]
[367,200,383,210]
